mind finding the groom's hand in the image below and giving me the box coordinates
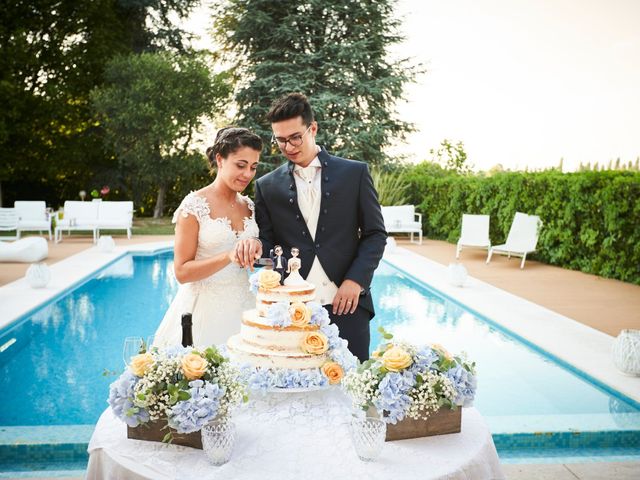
[333,279,362,316]
[235,238,262,271]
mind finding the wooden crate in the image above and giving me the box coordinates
[127,421,202,449]
[372,407,462,441]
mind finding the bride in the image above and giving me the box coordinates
[153,127,264,347]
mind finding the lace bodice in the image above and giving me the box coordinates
[172,192,259,290]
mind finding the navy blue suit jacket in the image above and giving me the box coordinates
[254,147,387,317]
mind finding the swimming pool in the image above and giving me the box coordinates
[1,250,639,471]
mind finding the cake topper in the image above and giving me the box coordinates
[270,245,287,284]
[283,247,307,286]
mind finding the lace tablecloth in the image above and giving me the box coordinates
[86,388,504,480]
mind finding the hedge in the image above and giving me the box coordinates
[402,165,640,284]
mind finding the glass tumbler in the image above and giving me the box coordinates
[201,420,236,466]
[349,416,386,462]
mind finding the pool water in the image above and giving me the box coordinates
[0,251,639,463]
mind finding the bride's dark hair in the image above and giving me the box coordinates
[206,127,263,169]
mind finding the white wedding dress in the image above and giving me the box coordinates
[153,192,258,348]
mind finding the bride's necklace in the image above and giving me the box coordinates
[212,185,239,209]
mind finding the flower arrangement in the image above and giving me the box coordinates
[343,328,477,424]
[109,344,246,441]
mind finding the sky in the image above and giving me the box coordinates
[186,0,640,172]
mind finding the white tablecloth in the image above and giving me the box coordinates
[86,388,504,480]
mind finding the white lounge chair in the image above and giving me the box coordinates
[54,201,99,243]
[456,214,491,259]
[486,212,542,269]
[0,237,48,262]
[15,201,53,241]
[97,201,134,239]
[381,205,423,245]
[0,208,19,240]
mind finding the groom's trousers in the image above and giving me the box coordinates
[323,304,370,363]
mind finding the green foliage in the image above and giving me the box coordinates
[0,0,201,207]
[213,0,420,169]
[429,139,472,174]
[403,165,640,284]
[370,166,409,206]
[91,52,231,217]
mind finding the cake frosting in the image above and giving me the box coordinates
[227,269,357,389]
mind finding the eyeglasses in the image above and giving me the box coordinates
[271,125,312,148]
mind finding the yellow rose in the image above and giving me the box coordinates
[129,353,154,377]
[431,343,453,361]
[371,350,381,358]
[259,270,281,290]
[381,345,412,372]
[300,332,329,355]
[181,353,208,380]
[321,361,344,385]
[289,302,311,327]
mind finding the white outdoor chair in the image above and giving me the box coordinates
[381,205,423,245]
[456,214,491,259]
[54,201,99,243]
[15,201,53,241]
[97,201,134,239]
[0,208,19,240]
[0,237,48,263]
[486,212,542,269]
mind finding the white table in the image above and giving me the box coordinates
[86,388,504,480]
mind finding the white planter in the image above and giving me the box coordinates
[26,262,51,288]
[98,235,116,253]
[612,329,640,376]
[448,263,468,287]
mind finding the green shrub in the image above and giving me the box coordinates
[402,164,640,284]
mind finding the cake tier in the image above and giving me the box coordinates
[242,309,319,331]
[257,283,315,304]
[227,334,327,369]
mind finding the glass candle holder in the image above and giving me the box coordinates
[202,420,236,466]
[349,416,386,462]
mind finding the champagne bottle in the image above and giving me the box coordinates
[181,313,194,347]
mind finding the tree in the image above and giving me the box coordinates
[0,0,201,207]
[91,52,231,218]
[213,0,419,169]
[430,139,473,174]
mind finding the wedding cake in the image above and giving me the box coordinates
[227,266,356,390]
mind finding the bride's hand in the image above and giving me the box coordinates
[227,249,239,264]
[235,238,263,270]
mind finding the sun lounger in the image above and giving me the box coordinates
[486,212,542,269]
[456,214,491,259]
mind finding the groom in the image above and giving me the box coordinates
[253,92,387,361]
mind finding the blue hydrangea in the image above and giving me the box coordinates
[374,370,415,424]
[164,344,193,359]
[329,342,358,371]
[308,302,330,326]
[266,302,291,327]
[108,370,149,427]
[445,365,477,407]
[248,271,260,294]
[320,323,341,349]
[410,347,440,374]
[169,379,225,434]
[245,368,277,391]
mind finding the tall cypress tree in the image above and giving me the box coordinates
[213,0,419,169]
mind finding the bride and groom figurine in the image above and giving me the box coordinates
[270,245,307,286]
